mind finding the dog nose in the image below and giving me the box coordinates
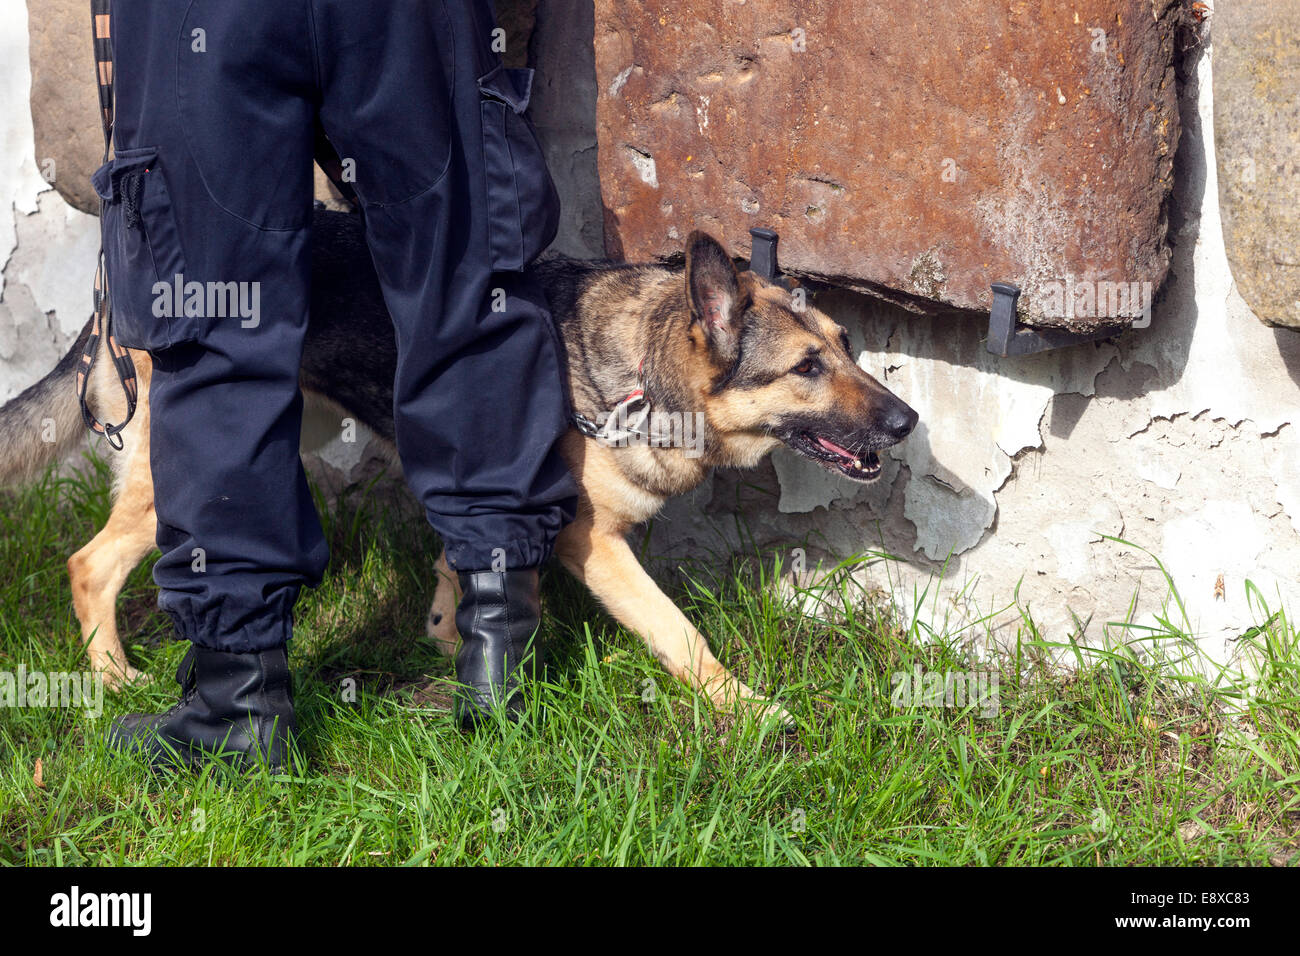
[880,399,919,441]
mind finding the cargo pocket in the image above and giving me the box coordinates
[92,146,192,351]
[478,65,561,271]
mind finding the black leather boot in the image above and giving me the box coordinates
[108,644,296,771]
[454,568,544,729]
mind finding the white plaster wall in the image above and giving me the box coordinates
[871,47,1299,662]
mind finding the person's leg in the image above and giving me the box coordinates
[103,0,321,768]
[311,0,577,725]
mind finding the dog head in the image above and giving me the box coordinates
[683,230,918,481]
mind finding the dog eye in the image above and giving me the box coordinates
[791,357,823,377]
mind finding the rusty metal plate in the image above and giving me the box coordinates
[594,0,1183,328]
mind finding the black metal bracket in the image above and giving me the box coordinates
[745,240,1127,357]
[987,282,1121,357]
[747,227,798,290]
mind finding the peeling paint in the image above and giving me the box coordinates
[1,7,98,403]
[607,65,633,97]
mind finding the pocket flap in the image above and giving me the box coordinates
[477,64,535,115]
[93,147,159,204]
[92,161,114,202]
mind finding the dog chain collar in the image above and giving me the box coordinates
[572,358,651,444]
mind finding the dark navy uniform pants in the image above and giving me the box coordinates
[95,0,578,652]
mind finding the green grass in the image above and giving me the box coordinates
[1,451,1297,866]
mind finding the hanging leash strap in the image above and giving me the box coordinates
[77,0,139,451]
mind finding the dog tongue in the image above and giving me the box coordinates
[815,435,857,459]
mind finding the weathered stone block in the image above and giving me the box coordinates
[1214,0,1300,330]
[595,0,1183,329]
[27,0,102,215]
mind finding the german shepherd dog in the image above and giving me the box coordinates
[0,209,917,722]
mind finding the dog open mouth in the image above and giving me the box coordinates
[784,431,882,482]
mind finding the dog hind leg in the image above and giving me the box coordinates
[67,419,157,688]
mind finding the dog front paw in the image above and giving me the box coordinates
[749,696,796,730]
[720,678,795,730]
[92,656,149,691]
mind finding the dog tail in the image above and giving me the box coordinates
[0,316,93,487]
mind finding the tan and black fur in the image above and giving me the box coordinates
[1,209,916,721]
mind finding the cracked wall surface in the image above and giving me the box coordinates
[3,11,1296,670]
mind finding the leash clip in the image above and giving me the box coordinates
[574,391,651,446]
[573,360,652,445]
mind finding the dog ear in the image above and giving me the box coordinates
[685,230,742,364]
